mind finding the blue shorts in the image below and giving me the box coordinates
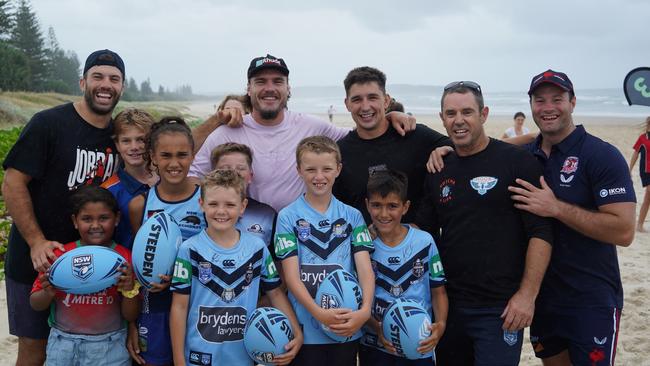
[46,327,129,366]
[6,276,50,339]
[138,311,172,365]
[436,306,523,366]
[358,344,435,366]
[530,306,620,365]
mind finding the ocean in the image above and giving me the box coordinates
[284,84,650,119]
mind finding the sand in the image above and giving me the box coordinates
[0,111,648,365]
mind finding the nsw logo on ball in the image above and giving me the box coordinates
[72,254,94,280]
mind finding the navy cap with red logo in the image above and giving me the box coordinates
[528,69,574,96]
[247,54,289,79]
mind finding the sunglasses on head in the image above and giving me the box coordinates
[444,81,482,95]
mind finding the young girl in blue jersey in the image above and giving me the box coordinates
[170,169,302,365]
[128,117,205,366]
[274,136,375,366]
[359,170,448,366]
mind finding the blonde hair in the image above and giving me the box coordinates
[113,108,154,138]
[295,136,341,167]
[210,142,253,169]
[201,169,246,200]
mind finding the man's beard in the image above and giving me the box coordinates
[84,87,120,116]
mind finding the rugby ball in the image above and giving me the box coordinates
[244,307,294,365]
[132,212,183,288]
[315,269,363,342]
[49,245,127,295]
[382,298,432,359]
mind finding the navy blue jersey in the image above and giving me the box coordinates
[527,125,635,308]
[274,195,373,344]
[171,230,280,365]
[361,225,445,358]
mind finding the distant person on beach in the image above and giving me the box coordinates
[501,111,530,138]
[218,94,250,115]
[1,49,123,365]
[508,70,635,366]
[333,66,450,223]
[328,104,335,122]
[189,54,416,211]
[416,80,553,366]
[629,116,650,232]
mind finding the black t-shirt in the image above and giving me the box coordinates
[3,103,119,283]
[416,139,553,307]
[333,124,450,224]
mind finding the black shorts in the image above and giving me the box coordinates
[290,340,359,366]
[6,277,50,339]
[359,344,435,366]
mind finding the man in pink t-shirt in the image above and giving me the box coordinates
[190,54,414,211]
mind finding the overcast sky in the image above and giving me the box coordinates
[29,0,650,94]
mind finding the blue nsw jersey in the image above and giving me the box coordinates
[237,197,276,247]
[361,225,446,358]
[142,184,206,241]
[135,184,207,364]
[171,230,280,365]
[274,194,373,344]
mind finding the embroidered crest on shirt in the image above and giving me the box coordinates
[470,176,498,195]
[560,156,579,184]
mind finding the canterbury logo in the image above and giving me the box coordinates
[560,174,574,183]
[594,337,607,345]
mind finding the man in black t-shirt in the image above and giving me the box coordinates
[415,81,553,365]
[333,66,450,223]
[1,49,124,365]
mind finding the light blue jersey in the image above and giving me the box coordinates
[237,197,276,247]
[137,184,208,364]
[171,230,280,365]
[142,184,206,240]
[361,225,446,358]
[274,194,373,344]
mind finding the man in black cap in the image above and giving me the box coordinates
[2,49,124,365]
[190,54,415,211]
[508,70,636,365]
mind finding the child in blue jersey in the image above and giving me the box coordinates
[101,108,158,248]
[210,142,276,247]
[359,170,448,366]
[170,169,303,365]
[274,136,375,366]
[128,117,205,366]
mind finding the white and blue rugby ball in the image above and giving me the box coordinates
[49,245,127,295]
[132,212,183,288]
[382,298,432,359]
[244,307,294,366]
[315,269,363,342]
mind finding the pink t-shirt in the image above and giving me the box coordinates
[189,110,349,211]
[633,132,650,173]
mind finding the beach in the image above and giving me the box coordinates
[0,111,648,365]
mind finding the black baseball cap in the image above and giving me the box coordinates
[528,69,574,96]
[247,54,289,79]
[83,49,125,78]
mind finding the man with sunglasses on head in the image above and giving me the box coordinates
[416,81,553,365]
[508,70,635,366]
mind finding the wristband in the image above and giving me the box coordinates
[119,281,141,298]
